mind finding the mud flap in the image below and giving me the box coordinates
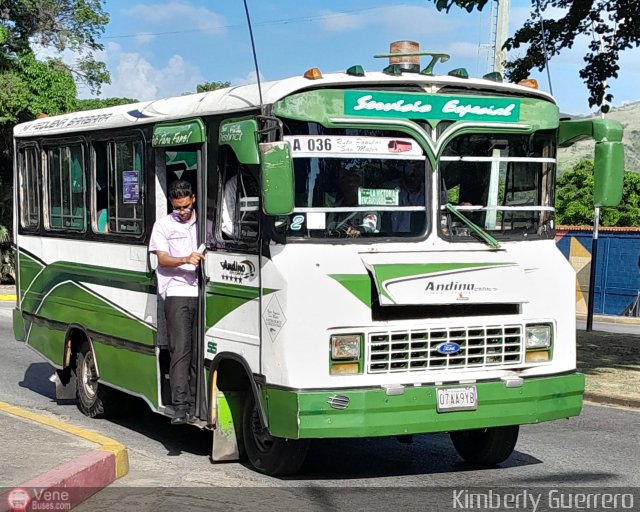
[211,391,243,462]
[52,368,77,400]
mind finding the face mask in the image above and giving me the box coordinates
[171,211,189,223]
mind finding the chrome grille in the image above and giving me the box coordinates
[367,325,523,374]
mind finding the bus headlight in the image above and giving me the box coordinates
[525,324,552,349]
[330,334,361,360]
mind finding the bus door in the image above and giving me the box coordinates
[151,120,207,417]
[203,121,262,394]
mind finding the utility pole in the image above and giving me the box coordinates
[493,0,510,75]
[586,27,609,332]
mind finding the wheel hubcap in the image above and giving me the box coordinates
[81,352,98,399]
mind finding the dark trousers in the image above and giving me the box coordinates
[164,296,198,412]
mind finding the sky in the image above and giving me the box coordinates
[69,0,640,116]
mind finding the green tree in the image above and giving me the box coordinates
[196,81,231,93]
[0,0,111,282]
[75,97,138,111]
[431,0,637,110]
[555,160,640,226]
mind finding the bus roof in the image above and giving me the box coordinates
[14,71,556,138]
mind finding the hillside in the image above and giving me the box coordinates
[557,101,640,173]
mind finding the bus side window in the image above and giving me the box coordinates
[219,148,259,244]
[46,145,87,232]
[18,147,40,229]
[92,138,145,236]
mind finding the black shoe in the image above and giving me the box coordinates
[171,410,187,425]
[185,412,197,424]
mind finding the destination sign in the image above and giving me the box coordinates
[283,135,424,158]
[344,91,520,122]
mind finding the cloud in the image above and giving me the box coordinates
[125,2,226,36]
[318,5,458,36]
[446,42,479,59]
[318,11,364,32]
[89,43,204,101]
[232,70,265,87]
[134,33,156,45]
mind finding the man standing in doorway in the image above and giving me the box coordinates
[149,180,203,425]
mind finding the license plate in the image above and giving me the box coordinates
[436,386,478,412]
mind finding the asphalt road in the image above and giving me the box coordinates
[1,301,639,509]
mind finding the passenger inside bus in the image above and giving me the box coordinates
[389,161,425,235]
[326,169,380,237]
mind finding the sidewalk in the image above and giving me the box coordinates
[0,402,128,512]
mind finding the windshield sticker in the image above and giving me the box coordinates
[284,135,424,158]
[306,212,326,230]
[359,188,400,206]
[344,91,520,122]
[122,171,140,203]
[290,214,305,230]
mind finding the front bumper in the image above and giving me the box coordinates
[263,372,584,439]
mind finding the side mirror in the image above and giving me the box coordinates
[259,141,295,215]
[594,141,624,207]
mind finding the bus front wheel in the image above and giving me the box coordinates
[450,425,519,466]
[75,342,120,418]
[242,392,309,476]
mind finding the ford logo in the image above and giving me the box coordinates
[436,342,461,355]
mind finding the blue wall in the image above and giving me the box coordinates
[557,229,640,316]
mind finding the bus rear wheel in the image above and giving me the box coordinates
[450,425,519,466]
[75,342,120,418]
[242,392,309,476]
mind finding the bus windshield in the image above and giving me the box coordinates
[274,126,432,240]
[439,132,557,241]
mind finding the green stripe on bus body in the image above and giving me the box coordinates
[18,252,45,297]
[329,274,372,307]
[264,373,584,439]
[205,282,278,328]
[27,321,66,366]
[330,263,513,306]
[36,282,155,345]
[92,342,158,406]
[20,260,155,314]
[370,262,513,284]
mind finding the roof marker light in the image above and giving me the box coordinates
[448,68,469,79]
[483,72,503,82]
[303,67,323,80]
[346,65,365,77]
[383,64,403,76]
[518,78,539,89]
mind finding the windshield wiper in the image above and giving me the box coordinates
[446,203,501,249]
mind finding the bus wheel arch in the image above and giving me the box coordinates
[210,354,310,475]
[209,354,257,459]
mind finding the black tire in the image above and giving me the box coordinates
[75,341,123,418]
[242,392,309,476]
[450,425,519,466]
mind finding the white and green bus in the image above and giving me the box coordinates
[12,44,624,476]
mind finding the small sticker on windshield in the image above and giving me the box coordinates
[358,188,399,206]
[306,212,326,230]
[291,214,305,230]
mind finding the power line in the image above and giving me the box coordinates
[102,7,380,40]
